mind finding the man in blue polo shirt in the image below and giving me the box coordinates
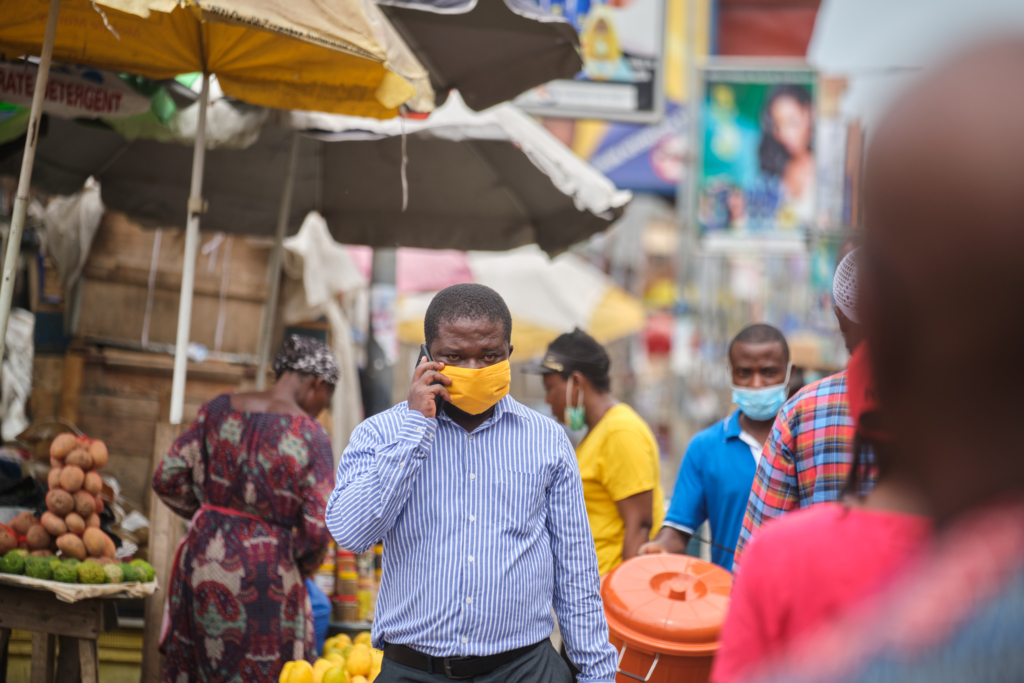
[639,324,790,571]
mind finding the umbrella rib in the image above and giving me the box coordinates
[463,139,533,225]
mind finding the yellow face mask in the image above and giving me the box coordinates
[440,361,511,415]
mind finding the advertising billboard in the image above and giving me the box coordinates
[516,0,666,122]
[696,64,816,247]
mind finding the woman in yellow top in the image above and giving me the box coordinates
[524,329,666,577]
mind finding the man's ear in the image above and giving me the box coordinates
[508,343,514,360]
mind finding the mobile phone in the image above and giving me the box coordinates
[419,343,445,416]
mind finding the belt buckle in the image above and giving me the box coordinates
[443,656,473,680]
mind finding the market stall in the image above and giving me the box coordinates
[0,433,157,682]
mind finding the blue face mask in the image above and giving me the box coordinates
[731,364,792,422]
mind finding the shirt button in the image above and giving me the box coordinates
[465,597,472,604]
[468,555,474,562]
[468,435,475,441]
[461,637,468,644]
[469,514,476,522]
[469,473,476,480]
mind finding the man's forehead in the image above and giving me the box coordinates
[730,341,786,362]
[435,317,508,344]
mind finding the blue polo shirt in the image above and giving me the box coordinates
[663,411,760,571]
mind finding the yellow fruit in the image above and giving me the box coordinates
[280,662,294,683]
[371,650,383,667]
[286,660,314,683]
[342,645,354,659]
[354,632,372,647]
[322,667,347,683]
[313,659,334,683]
[369,664,381,682]
[351,677,369,683]
[334,634,353,649]
[325,648,344,660]
[345,644,373,677]
[325,653,345,666]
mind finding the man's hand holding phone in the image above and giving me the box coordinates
[409,348,451,418]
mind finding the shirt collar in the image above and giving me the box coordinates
[436,395,528,427]
[723,410,743,440]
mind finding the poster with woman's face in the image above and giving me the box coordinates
[697,67,817,242]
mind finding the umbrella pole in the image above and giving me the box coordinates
[255,131,301,390]
[0,0,61,361]
[365,248,397,416]
[168,73,210,426]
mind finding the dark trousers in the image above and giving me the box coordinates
[559,642,582,681]
[377,641,573,683]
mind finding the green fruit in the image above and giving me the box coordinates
[0,551,26,574]
[103,564,123,584]
[47,555,62,568]
[120,564,141,583]
[62,557,81,568]
[130,559,155,582]
[25,556,53,580]
[77,561,105,585]
[53,563,78,583]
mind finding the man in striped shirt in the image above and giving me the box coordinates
[326,284,617,682]
[734,247,873,566]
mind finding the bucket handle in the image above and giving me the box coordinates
[616,644,660,682]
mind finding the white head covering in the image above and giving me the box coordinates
[833,248,860,323]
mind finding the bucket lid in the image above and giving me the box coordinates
[602,554,732,656]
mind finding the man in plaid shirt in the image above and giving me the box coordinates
[734,247,872,565]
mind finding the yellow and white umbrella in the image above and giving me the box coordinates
[0,0,427,116]
[396,246,646,358]
[0,0,433,428]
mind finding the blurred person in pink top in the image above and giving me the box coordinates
[712,343,932,683]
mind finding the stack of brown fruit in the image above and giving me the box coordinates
[38,434,117,562]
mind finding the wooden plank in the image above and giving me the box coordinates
[0,586,104,639]
[105,452,157,509]
[78,638,98,683]
[0,626,10,683]
[77,279,268,356]
[77,413,156,457]
[82,361,243,401]
[78,394,160,422]
[30,632,55,683]
[55,636,78,683]
[58,352,85,424]
[141,422,186,683]
[87,213,270,300]
[31,356,64,419]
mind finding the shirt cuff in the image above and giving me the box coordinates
[662,520,695,535]
[398,409,438,457]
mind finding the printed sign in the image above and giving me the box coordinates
[0,62,151,119]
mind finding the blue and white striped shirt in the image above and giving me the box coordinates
[325,396,617,682]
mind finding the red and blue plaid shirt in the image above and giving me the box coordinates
[735,370,873,566]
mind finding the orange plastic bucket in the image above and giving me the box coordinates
[601,554,732,683]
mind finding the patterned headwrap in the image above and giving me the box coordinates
[273,335,340,385]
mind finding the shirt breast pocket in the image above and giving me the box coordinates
[494,470,546,536]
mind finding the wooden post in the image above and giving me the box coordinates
[58,351,85,425]
[141,421,185,683]
[30,633,55,683]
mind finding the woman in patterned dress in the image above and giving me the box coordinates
[154,336,339,683]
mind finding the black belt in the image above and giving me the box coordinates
[382,640,545,680]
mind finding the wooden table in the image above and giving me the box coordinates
[0,584,117,683]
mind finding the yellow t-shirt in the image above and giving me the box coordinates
[575,403,666,576]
